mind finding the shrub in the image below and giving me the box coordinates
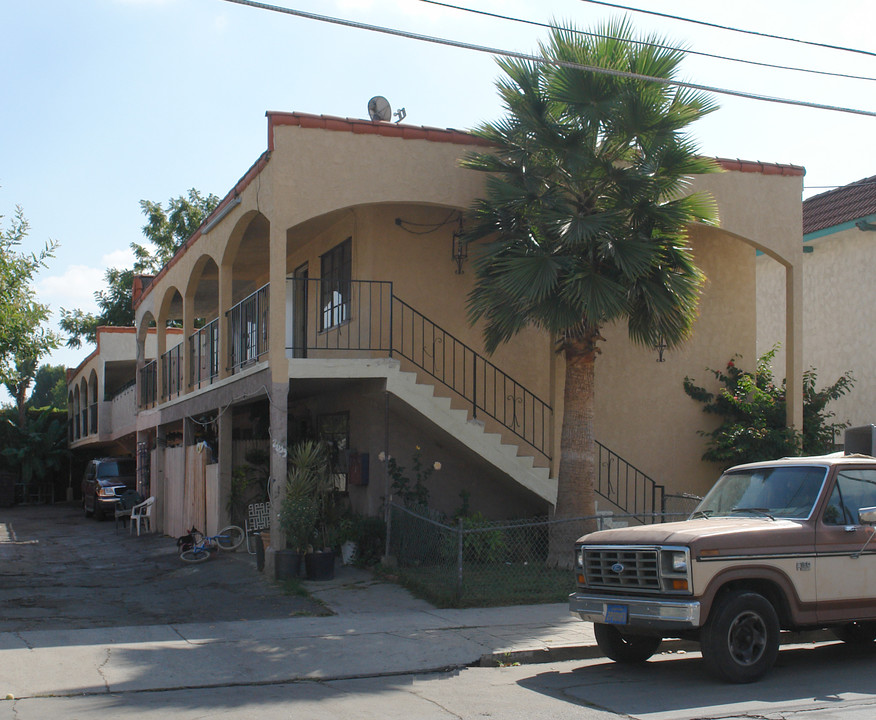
[684,346,854,467]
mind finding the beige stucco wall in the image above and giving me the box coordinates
[127,117,805,512]
[593,228,757,498]
[758,224,872,433]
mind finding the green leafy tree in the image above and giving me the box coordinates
[683,347,855,467]
[460,19,719,564]
[1,409,69,492]
[133,188,219,273]
[60,189,217,347]
[60,268,134,348]
[0,204,60,390]
[3,352,38,427]
[29,364,68,410]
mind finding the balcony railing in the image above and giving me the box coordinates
[228,284,269,374]
[286,278,551,460]
[140,360,157,409]
[161,343,184,400]
[190,318,219,389]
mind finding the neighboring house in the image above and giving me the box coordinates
[758,175,876,435]
[67,111,805,544]
[67,326,180,455]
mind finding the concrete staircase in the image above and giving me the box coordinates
[288,357,557,505]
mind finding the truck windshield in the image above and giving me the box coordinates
[694,466,827,520]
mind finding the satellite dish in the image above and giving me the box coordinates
[368,96,391,122]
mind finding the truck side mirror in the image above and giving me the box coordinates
[859,507,876,525]
[858,508,876,525]
[851,507,876,559]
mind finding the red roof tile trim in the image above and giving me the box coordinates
[803,175,876,235]
[714,158,805,177]
[133,151,271,309]
[266,111,494,151]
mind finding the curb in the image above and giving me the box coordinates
[479,629,837,667]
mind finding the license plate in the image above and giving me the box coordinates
[604,604,629,624]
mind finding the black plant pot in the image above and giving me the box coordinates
[305,550,335,581]
[275,549,303,581]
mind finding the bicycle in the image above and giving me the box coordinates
[179,525,245,563]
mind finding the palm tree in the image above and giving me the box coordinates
[461,19,720,565]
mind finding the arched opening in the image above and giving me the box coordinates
[137,311,158,409]
[186,255,221,388]
[223,212,270,373]
[89,369,99,435]
[73,386,81,440]
[158,287,184,399]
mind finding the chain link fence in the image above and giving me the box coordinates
[385,501,700,607]
[662,492,703,519]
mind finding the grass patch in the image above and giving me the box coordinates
[376,562,575,608]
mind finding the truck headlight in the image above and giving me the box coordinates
[670,551,688,573]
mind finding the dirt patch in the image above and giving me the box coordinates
[0,503,328,632]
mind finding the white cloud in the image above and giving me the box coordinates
[102,248,136,270]
[38,264,105,313]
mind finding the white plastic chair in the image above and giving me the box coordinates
[130,496,155,536]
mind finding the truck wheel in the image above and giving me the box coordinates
[594,623,662,664]
[832,621,876,647]
[700,590,779,683]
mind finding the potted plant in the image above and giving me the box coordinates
[277,444,319,580]
[281,440,337,580]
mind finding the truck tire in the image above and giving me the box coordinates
[832,621,876,647]
[700,590,779,683]
[594,623,663,664]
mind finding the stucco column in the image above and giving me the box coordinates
[217,406,233,528]
[183,289,195,393]
[218,262,232,380]
[156,320,167,403]
[785,262,804,432]
[265,222,289,571]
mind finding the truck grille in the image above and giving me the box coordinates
[583,548,660,591]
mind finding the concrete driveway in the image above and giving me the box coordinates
[0,503,326,632]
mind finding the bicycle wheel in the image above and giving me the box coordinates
[216,525,245,550]
[180,547,211,563]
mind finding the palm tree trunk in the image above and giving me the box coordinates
[547,334,599,568]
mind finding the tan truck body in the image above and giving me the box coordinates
[570,453,876,681]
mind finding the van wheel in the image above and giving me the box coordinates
[594,623,662,663]
[83,500,93,518]
[832,622,876,647]
[700,590,779,683]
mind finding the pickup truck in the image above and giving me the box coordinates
[570,451,876,682]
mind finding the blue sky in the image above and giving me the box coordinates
[2,0,875,386]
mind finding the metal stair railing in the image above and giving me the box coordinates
[285,278,552,460]
[595,440,665,525]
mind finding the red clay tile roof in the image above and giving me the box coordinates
[803,175,876,235]
[266,111,495,150]
[713,158,804,177]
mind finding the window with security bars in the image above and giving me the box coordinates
[320,238,351,331]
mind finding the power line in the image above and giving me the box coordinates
[218,0,876,118]
[577,0,876,59]
[419,0,876,83]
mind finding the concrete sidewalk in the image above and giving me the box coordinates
[1,565,594,699]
